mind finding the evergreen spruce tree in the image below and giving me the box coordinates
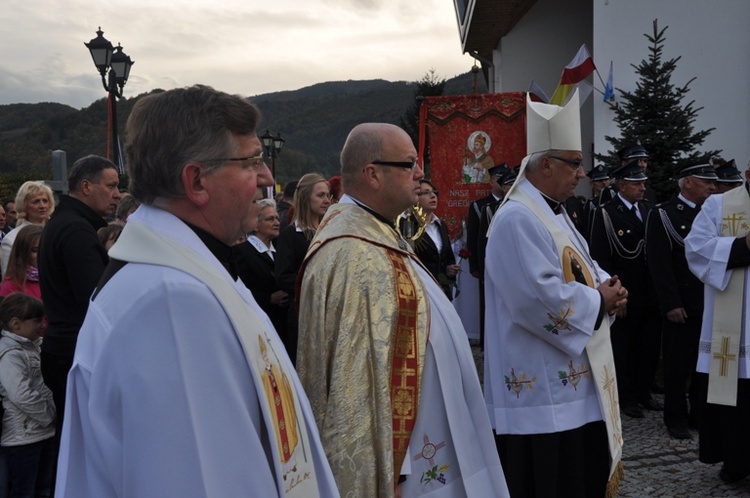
[399,69,446,175]
[598,20,719,202]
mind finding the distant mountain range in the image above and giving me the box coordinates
[0,71,487,184]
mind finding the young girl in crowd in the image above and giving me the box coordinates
[0,294,55,497]
[0,225,43,302]
[97,223,124,251]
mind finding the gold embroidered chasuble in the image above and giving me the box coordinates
[297,202,430,498]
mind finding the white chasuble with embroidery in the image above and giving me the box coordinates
[55,205,337,498]
[687,187,750,404]
[484,179,622,481]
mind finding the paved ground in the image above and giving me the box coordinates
[470,343,750,497]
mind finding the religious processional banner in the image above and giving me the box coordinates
[419,92,527,240]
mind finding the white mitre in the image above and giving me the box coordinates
[526,89,581,153]
[488,89,582,235]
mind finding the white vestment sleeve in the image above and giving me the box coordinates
[685,194,735,291]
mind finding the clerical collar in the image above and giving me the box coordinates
[183,220,239,280]
[539,191,562,213]
[340,194,396,229]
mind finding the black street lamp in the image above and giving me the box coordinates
[260,129,285,190]
[85,27,134,174]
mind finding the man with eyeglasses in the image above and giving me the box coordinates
[297,122,508,497]
[590,159,663,420]
[484,91,626,496]
[55,86,338,497]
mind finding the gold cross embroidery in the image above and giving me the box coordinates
[601,365,622,447]
[713,336,737,377]
[722,212,747,236]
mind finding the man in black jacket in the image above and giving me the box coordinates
[39,154,120,485]
[646,163,717,439]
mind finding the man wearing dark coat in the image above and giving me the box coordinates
[590,159,662,419]
[645,163,717,439]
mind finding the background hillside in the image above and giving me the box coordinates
[0,71,487,197]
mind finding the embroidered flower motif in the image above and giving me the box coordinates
[557,360,591,390]
[504,368,537,398]
[544,301,574,335]
[413,433,450,486]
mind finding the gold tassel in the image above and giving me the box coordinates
[605,460,624,498]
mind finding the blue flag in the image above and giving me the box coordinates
[603,61,614,102]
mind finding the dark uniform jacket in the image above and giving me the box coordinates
[467,194,498,275]
[590,195,656,308]
[644,195,704,316]
[477,200,502,275]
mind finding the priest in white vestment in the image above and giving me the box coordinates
[297,123,509,498]
[484,91,627,497]
[685,167,750,484]
[55,86,338,497]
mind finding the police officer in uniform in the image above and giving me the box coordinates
[590,159,663,418]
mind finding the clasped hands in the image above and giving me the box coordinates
[598,275,628,317]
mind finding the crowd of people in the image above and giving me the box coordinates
[0,83,747,498]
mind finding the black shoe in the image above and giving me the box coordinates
[623,405,645,418]
[640,398,664,411]
[667,426,692,440]
[719,466,748,484]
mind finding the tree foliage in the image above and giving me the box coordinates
[0,72,482,196]
[399,69,447,148]
[598,19,719,202]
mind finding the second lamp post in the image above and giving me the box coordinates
[261,130,285,191]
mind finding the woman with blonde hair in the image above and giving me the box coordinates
[274,173,331,363]
[0,224,44,302]
[1,182,55,276]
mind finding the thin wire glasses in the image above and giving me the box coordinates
[205,152,265,172]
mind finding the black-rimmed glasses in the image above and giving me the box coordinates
[372,159,419,171]
[549,156,583,170]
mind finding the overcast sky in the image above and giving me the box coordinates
[0,0,474,109]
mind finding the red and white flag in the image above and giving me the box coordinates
[549,44,596,106]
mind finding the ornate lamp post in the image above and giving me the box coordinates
[261,129,285,192]
[85,28,134,173]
